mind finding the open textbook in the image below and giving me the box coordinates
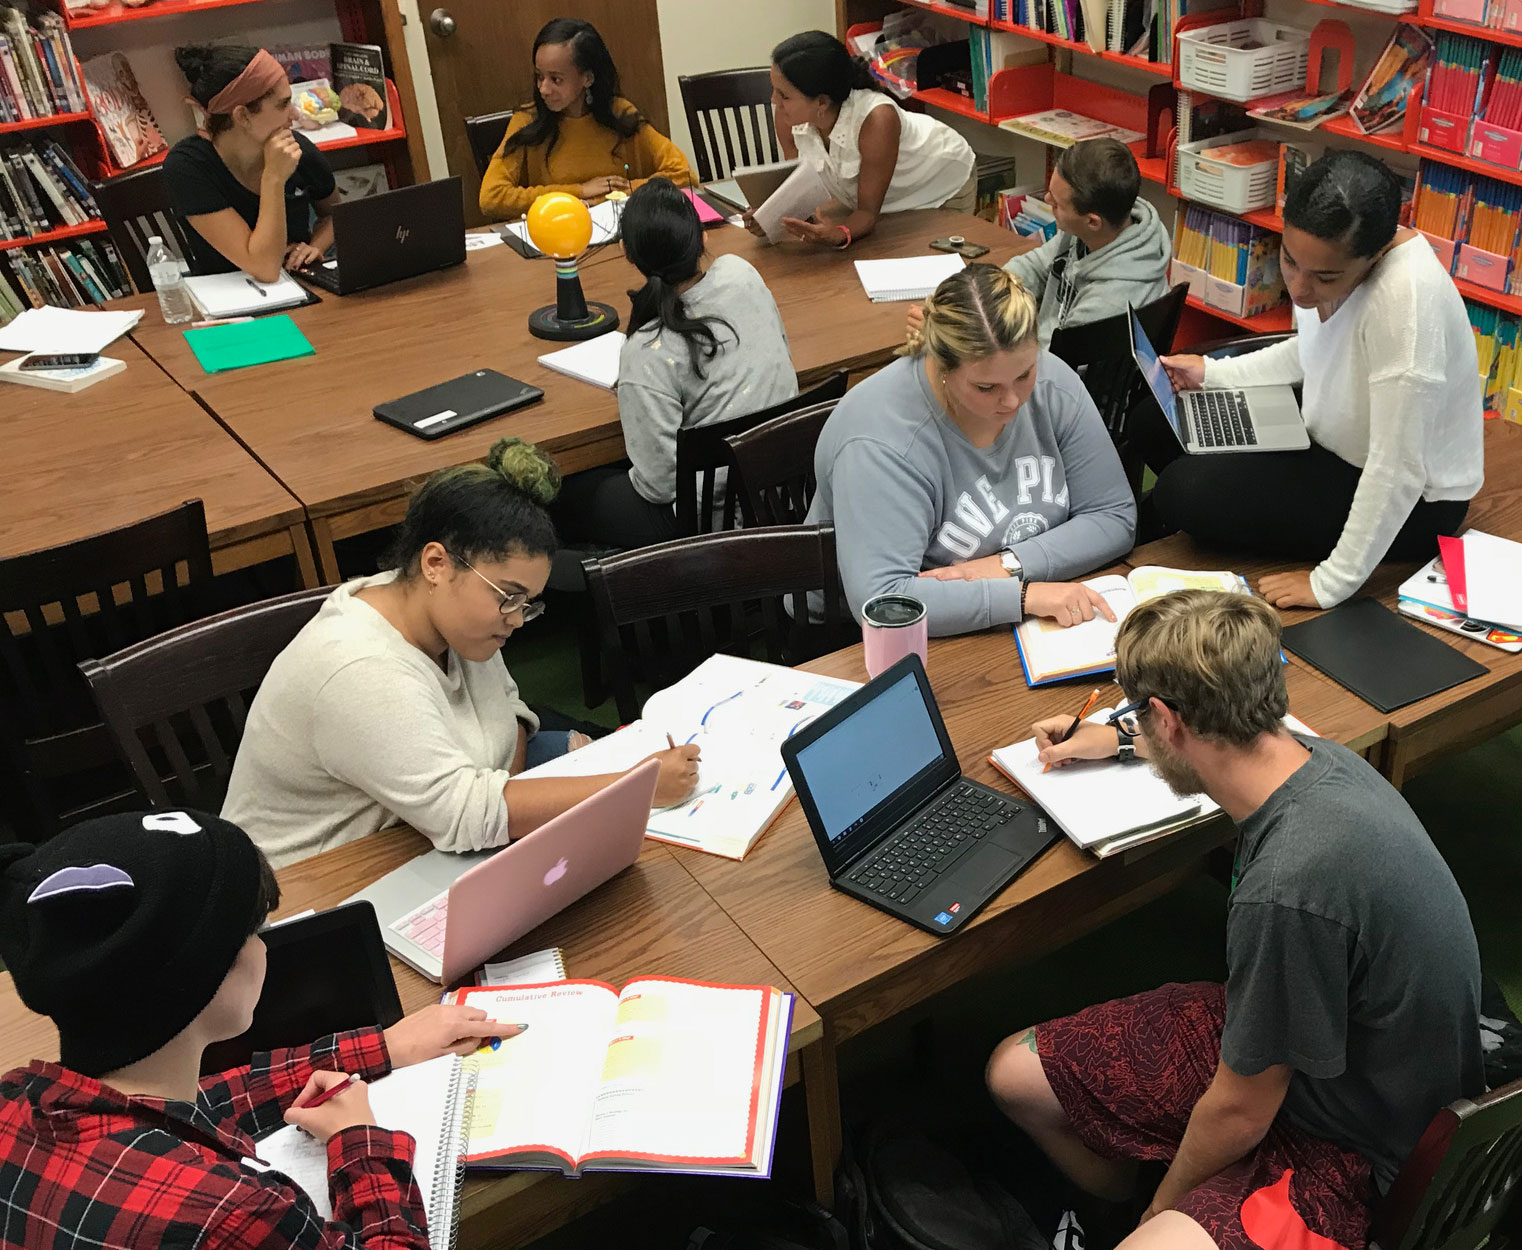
[1015,566,1250,686]
[449,977,792,1177]
[991,712,1316,857]
[517,654,859,859]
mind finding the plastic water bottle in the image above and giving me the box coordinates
[145,236,193,324]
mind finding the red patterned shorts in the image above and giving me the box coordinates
[1036,981,1376,1250]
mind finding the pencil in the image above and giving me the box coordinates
[295,1073,357,1110]
[1044,687,1103,774]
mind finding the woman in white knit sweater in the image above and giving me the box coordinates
[1156,151,1483,609]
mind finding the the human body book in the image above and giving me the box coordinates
[449,977,793,1177]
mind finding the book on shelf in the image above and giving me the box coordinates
[0,137,99,239]
[516,652,860,860]
[0,6,84,123]
[1015,567,1250,686]
[4,238,131,311]
[271,43,332,84]
[999,109,1144,148]
[1350,25,1432,136]
[331,41,388,130]
[447,977,793,1178]
[81,52,166,169]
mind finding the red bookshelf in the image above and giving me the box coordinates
[1400,10,1522,45]
[0,111,92,136]
[1411,140,1522,185]
[309,80,407,152]
[1187,293,1294,332]
[1456,276,1522,314]
[903,0,990,21]
[0,219,107,253]
[1103,49,1173,76]
[990,17,1092,55]
[911,86,995,122]
[64,0,272,29]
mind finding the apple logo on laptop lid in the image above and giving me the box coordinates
[543,857,568,887]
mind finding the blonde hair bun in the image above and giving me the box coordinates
[485,437,562,506]
[901,263,1039,371]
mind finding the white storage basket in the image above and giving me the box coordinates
[1177,20,1312,103]
[1175,128,1280,214]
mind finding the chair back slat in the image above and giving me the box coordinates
[464,110,515,177]
[674,372,848,536]
[1374,1076,1522,1250]
[677,68,776,183]
[584,526,857,723]
[79,587,330,814]
[93,166,196,294]
[0,501,214,835]
[725,396,843,527]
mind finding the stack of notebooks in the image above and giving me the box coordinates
[991,712,1317,857]
[517,653,859,860]
[1014,566,1249,686]
[1398,531,1522,651]
[854,254,965,303]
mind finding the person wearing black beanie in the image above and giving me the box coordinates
[0,810,519,1250]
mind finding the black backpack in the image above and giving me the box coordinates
[833,1119,1052,1250]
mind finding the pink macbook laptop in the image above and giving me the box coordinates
[345,760,659,984]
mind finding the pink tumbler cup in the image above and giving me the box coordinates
[861,594,928,679]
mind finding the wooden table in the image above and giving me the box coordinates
[665,616,1385,1076]
[129,211,1026,583]
[0,833,828,1250]
[1128,419,1522,786]
[0,339,315,582]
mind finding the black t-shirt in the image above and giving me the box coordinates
[164,132,337,275]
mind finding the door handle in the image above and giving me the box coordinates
[429,8,456,36]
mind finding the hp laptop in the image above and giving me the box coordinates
[781,655,1057,935]
[1129,309,1309,453]
[344,760,659,983]
[298,176,466,295]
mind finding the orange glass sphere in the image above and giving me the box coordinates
[525,193,593,259]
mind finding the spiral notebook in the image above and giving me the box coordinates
[853,254,966,302]
[256,1053,473,1244]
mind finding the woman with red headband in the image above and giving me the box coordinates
[165,45,340,282]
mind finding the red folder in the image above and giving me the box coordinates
[680,188,725,225]
[1438,534,1468,613]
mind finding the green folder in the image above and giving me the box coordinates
[184,315,315,373]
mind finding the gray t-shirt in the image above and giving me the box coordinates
[1221,736,1483,1190]
[618,253,797,505]
[803,353,1136,636]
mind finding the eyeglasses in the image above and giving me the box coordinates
[1107,695,1178,732]
[454,556,547,622]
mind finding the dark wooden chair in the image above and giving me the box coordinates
[677,68,779,183]
[1372,1076,1522,1250]
[674,371,848,536]
[0,501,215,837]
[725,398,842,526]
[80,587,330,812]
[465,110,515,177]
[1047,284,1188,493]
[93,165,196,294]
[584,525,855,723]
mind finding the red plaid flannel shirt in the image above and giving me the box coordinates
[0,1028,429,1249]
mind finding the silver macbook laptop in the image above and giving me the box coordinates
[344,760,659,984]
[1129,310,1308,454]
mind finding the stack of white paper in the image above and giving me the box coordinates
[853,254,966,302]
[537,331,626,389]
[1462,532,1522,631]
[0,305,143,355]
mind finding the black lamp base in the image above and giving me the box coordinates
[528,302,620,341]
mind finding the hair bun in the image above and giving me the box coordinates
[485,437,562,506]
[173,44,212,86]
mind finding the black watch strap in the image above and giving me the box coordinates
[1116,726,1137,762]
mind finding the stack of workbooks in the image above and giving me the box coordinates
[1014,566,1250,686]
[516,653,859,859]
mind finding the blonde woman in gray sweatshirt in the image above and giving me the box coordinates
[806,264,1137,638]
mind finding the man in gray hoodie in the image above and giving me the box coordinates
[1005,138,1172,347]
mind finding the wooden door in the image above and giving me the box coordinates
[421,0,669,225]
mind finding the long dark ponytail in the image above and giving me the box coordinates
[506,18,643,160]
[623,178,734,379]
[771,31,877,106]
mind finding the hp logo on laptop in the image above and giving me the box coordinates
[395,225,411,245]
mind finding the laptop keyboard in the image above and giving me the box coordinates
[391,891,448,957]
[845,783,1024,906]
[1189,391,1257,448]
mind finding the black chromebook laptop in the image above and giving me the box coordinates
[298,176,465,295]
[781,654,1057,935]
[374,368,543,439]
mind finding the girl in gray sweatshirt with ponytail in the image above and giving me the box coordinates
[805,263,1136,637]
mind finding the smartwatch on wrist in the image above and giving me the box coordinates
[1114,710,1140,762]
[999,549,1022,579]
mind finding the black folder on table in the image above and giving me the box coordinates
[1281,598,1489,713]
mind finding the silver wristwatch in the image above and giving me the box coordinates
[999,549,1022,578]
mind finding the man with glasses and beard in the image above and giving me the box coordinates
[984,590,1482,1250]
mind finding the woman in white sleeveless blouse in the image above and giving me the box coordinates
[761,31,976,248]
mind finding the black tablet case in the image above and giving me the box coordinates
[1281,597,1489,713]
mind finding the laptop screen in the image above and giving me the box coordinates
[790,667,948,845]
[1130,311,1186,445]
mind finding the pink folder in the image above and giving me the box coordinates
[681,188,725,225]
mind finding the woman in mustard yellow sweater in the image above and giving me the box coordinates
[479,18,692,221]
